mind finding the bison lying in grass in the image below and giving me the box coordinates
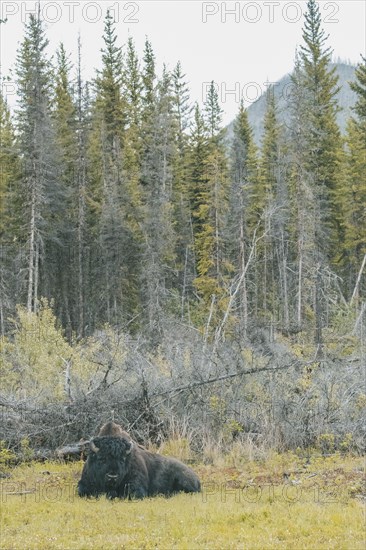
[78,435,200,499]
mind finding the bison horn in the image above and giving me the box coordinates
[126,441,133,455]
[90,440,99,453]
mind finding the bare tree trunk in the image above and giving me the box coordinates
[350,254,366,307]
[202,294,216,368]
[263,220,269,313]
[214,176,220,282]
[181,246,189,319]
[281,231,290,328]
[239,209,248,338]
[214,223,263,350]
[296,169,305,330]
[297,243,303,327]
[352,301,366,335]
[77,36,85,337]
[27,183,36,313]
[314,263,323,357]
[33,240,39,312]
[77,193,85,336]
[0,301,4,337]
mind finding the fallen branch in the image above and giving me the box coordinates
[350,254,366,306]
[352,301,366,335]
[55,441,89,460]
[151,359,314,398]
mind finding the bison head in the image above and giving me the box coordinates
[78,435,133,498]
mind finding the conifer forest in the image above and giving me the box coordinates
[0,0,365,454]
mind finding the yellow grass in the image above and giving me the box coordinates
[0,453,365,549]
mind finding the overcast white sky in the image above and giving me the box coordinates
[1,1,365,124]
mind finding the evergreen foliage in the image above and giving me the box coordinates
[0,3,364,349]
[341,56,366,300]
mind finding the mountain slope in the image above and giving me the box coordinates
[227,63,357,145]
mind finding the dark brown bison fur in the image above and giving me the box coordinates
[98,421,145,450]
[98,421,131,439]
[78,435,200,499]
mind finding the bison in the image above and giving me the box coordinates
[78,435,200,499]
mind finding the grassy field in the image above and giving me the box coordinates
[0,451,365,549]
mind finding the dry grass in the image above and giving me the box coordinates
[0,452,365,549]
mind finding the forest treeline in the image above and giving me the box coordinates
[0,1,365,452]
[0,2,365,342]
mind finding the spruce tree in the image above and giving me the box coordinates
[140,37,157,189]
[204,80,224,143]
[188,104,209,227]
[227,100,257,335]
[54,43,77,177]
[52,43,79,334]
[123,36,143,230]
[94,10,126,144]
[0,92,20,333]
[341,56,366,301]
[125,37,143,128]
[88,11,136,326]
[172,62,192,149]
[15,10,57,313]
[0,93,20,238]
[287,52,315,329]
[289,0,344,349]
[123,36,143,177]
[255,90,289,324]
[138,66,179,342]
[74,36,90,336]
[192,83,229,321]
[142,38,156,116]
[299,0,343,262]
[171,62,194,317]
